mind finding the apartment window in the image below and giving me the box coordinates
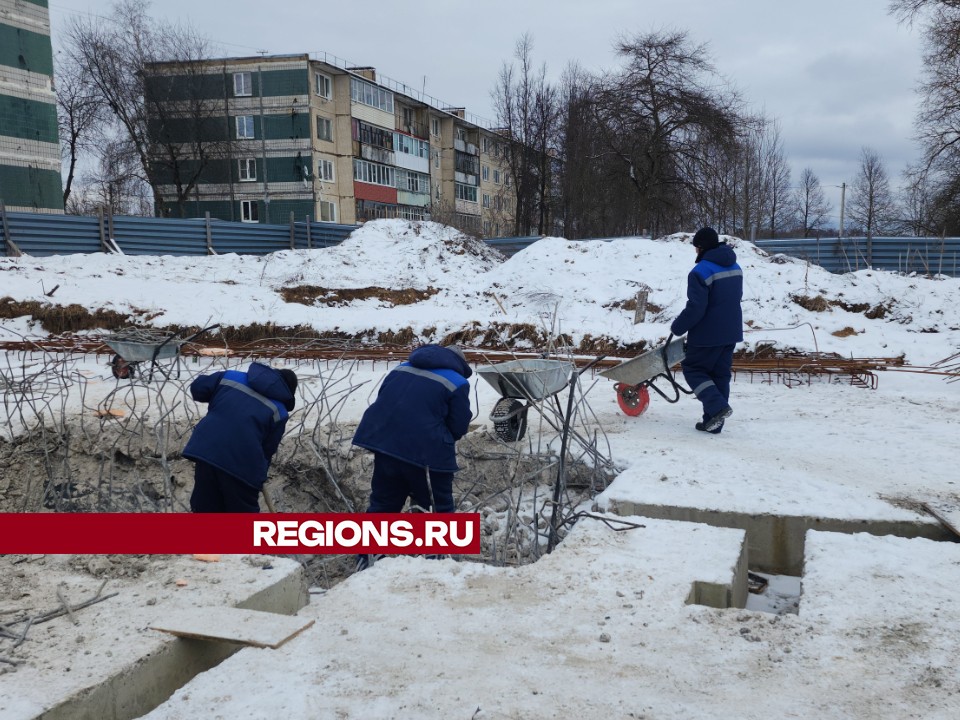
[318,159,334,182]
[236,115,255,139]
[240,200,258,223]
[395,133,429,158]
[350,77,394,113]
[397,204,426,221]
[316,116,332,141]
[455,182,477,203]
[356,199,399,221]
[233,72,252,97]
[493,169,501,185]
[434,150,440,169]
[315,72,332,99]
[238,158,256,182]
[355,120,394,150]
[319,200,337,222]
[431,118,440,137]
[481,138,489,154]
[353,158,395,187]
[505,173,512,188]
[481,165,489,182]
[482,193,491,208]
[455,151,479,176]
[483,220,491,235]
[396,169,429,194]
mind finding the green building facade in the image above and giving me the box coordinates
[148,56,318,224]
[0,0,63,213]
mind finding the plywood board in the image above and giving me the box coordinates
[921,499,960,539]
[149,607,314,649]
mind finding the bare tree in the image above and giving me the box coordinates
[848,147,899,241]
[84,138,154,216]
[759,119,794,238]
[890,0,960,233]
[493,34,560,235]
[55,55,108,209]
[63,0,230,217]
[898,164,932,236]
[591,30,744,238]
[794,168,832,237]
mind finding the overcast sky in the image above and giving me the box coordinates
[48,0,925,230]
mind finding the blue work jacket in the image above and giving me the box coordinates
[670,244,744,347]
[353,345,473,473]
[182,363,295,489]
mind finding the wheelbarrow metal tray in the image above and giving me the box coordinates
[599,337,685,385]
[477,359,574,400]
[104,337,182,362]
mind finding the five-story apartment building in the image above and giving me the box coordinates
[147,53,513,235]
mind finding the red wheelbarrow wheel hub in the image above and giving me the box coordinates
[614,383,650,416]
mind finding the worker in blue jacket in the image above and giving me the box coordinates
[183,362,297,512]
[670,227,743,434]
[352,344,473,569]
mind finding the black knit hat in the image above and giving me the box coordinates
[278,368,298,395]
[692,227,720,250]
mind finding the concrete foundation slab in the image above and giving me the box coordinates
[0,554,306,720]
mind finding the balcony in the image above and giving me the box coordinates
[397,120,428,139]
[355,142,395,166]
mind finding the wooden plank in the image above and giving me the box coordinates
[149,607,314,649]
[921,499,960,539]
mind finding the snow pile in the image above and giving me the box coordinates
[1,219,958,363]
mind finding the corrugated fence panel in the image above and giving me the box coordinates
[305,222,356,248]
[1,212,359,258]
[2,212,102,256]
[754,237,960,277]
[210,221,291,256]
[111,216,209,256]
[484,236,541,258]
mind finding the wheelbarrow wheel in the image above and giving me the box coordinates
[615,383,650,417]
[110,354,135,380]
[491,398,527,442]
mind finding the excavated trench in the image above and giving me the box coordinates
[0,419,614,589]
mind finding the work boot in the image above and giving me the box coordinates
[695,420,724,434]
[703,405,732,432]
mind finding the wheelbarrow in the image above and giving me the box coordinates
[476,358,575,442]
[104,324,220,381]
[599,334,691,416]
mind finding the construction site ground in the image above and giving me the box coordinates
[1,354,959,719]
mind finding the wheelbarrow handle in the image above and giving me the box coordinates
[576,354,606,376]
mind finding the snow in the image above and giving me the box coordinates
[2,219,960,718]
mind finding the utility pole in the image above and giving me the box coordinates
[839,182,845,238]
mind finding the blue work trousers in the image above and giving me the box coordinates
[681,344,735,422]
[367,453,455,513]
[190,460,261,513]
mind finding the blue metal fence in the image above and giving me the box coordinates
[2,210,958,277]
[753,237,960,277]
[0,210,356,257]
